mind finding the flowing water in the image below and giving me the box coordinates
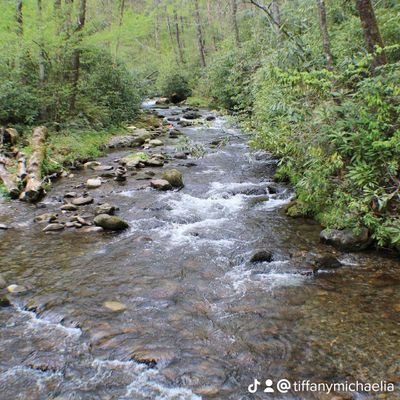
[0,104,399,400]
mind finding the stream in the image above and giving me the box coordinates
[0,103,399,400]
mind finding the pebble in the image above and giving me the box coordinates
[103,301,127,312]
[0,224,8,230]
[7,284,27,294]
[43,223,65,232]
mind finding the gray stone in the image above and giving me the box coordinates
[61,203,78,212]
[148,139,164,147]
[95,203,116,216]
[84,161,101,169]
[0,274,6,289]
[150,179,173,191]
[86,178,102,189]
[93,165,113,171]
[0,296,10,307]
[34,213,58,224]
[7,284,27,294]
[313,255,343,273]
[80,226,104,233]
[0,224,8,230]
[183,111,201,120]
[250,250,273,263]
[174,152,187,160]
[320,228,370,251]
[94,214,129,231]
[162,169,183,187]
[43,223,65,232]
[72,196,94,206]
[146,158,164,167]
[64,192,77,198]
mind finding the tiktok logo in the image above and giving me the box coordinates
[248,379,275,394]
[248,379,261,393]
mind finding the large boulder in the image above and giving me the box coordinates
[320,228,370,251]
[162,169,183,187]
[94,214,129,231]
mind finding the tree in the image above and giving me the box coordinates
[356,0,387,69]
[231,0,240,47]
[316,0,333,70]
[271,0,281,45]
[16,0,23,36]
[194,0,206,68]
[70,0,87,113]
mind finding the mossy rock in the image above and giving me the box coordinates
[284,200,308,218]
[120,152,150,166]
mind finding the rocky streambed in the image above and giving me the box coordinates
[0,103,399,400]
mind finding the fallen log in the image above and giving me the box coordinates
[20,126,48,202]
[16,152,27,182]
[0,156,20,199]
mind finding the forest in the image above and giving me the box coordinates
[1,2,400,399]
[0,0,399,248]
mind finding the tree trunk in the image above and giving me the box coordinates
[356,0,387,69]
[316,0,334,70]
[37,0,47,120]
[16,0,23,36]
[232,0,240,46]
[70,0,87,113]
[194,0,206,68]
[115,0,125,60]
[271,0,281,45]
[0,157,20,199]
[174,9,185,64]
[166,13,180,65]
[20,126,48,202]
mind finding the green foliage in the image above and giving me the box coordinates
[158,71,192,102]
[250,58,400,247]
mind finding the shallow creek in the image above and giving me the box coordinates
[0,104,399,400]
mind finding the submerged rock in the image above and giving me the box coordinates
[174,152,187,160]
[150,179,173,191]
[94,214,128,231]
[320,228,370,251]
[34,213,58,224]
[313,255,343,273]
[0,296,10,307]
[0,273,6,289]
[103,300,127,312]
[80,226,104,233]
[7,284,27,294]
[183,111,201,120]
[162,169,183,187]
[250,250,273,263]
